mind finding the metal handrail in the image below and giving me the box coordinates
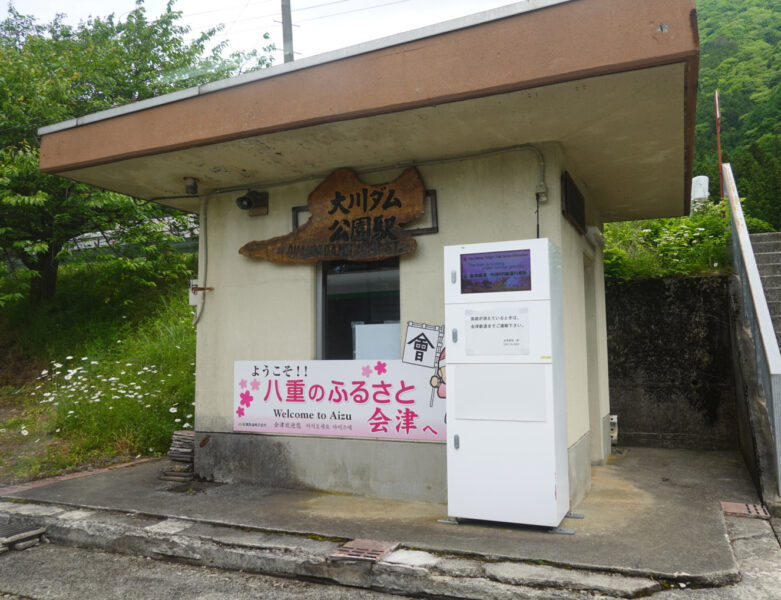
[724,163,781,496]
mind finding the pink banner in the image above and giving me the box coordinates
[233,360,445,442]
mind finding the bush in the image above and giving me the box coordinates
[604,201,732,282]
[35,293,195,456]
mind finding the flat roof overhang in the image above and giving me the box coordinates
[37,0,699,221]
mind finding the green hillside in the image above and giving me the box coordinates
[695,0,780,226]
[603,0,780,282]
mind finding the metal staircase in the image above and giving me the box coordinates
[750,232,781,346]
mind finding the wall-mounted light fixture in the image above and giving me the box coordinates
[236,190,269,216]
[183,176,199,195]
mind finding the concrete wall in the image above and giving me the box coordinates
[605,276,738,449]
[193,146,609,505]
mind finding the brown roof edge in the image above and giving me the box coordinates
[40,54,700,176]
[39,0,699,175]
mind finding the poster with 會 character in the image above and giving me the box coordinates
[402,322,443,369]
[234,360,445,442]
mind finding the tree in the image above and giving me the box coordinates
[693,0,780,214]
[0,0,274,303]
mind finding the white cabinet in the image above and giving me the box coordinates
[444,238,568,527]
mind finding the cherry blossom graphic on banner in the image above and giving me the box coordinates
[233,359,446,442]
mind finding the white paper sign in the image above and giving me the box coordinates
[465,307,529,356]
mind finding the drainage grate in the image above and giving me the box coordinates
[331,539,398,562]
[0,523,47,551]
[720,501,771,519]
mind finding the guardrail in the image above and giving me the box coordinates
[724,163,781,496]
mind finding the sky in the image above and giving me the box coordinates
[8,0,519,62]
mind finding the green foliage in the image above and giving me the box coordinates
[40,293,195,456]
[0,1,272,304]
[694,0,781,222]
[0,259,195,474]
[1,254,196,358]
[731,136,781,229]
[603,202,733,282]
[607,0,780,282]
[0,1,273,141]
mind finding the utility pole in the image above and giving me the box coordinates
[281,0,294,63]
[714,90,723,201]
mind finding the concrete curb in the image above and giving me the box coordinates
[0,499,735,599]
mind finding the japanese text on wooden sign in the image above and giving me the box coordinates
[239,167,426,263]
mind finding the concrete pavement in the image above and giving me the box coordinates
[1,447,780,599]
[0,544,416,600]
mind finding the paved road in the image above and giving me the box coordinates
[0,544,415,600]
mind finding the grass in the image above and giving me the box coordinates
[0,256,196,485]
[603,200,774,284]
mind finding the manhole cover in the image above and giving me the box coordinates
[331,539,398,562]
[720,501,771,519]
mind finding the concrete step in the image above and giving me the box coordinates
[762,287,781,303]
[772,313,781,335]
[751,241,781,254]
[768,301,781,318]
[755,252,781,265]
[761,274,781,289]
[756,262,781,277]
[750,232,781,244]
[0,500,668,599]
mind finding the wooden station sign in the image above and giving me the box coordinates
[239,167,426,263]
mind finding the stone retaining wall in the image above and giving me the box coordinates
[606,276,738,449]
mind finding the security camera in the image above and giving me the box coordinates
[235,190,269,215]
